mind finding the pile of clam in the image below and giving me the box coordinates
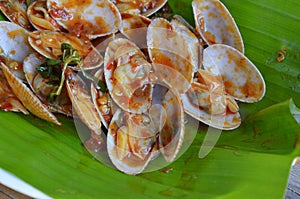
[0,0,265,174]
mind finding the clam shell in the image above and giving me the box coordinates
[0,21,34,62]
[0,0,33,30]
[157,88,185,162]
[171,15,200,72]
[23,53,72,116]
[203,44,266,103]
[47,0,121,39]
[28,30,103,70]
[1,62,61,125]
[65,69,102,134]
[113,0,167,17]
[120,13,151,48]
[147,18,194,93]
[192,0,244,53]
[0,69,28,114]
[0,21,35,80]
[104,38,152,114]
[107,109,154,175]
[27,0,62,31]
[181,82,241,130]
[91,68,117,128]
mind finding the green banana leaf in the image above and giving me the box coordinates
[1,0,300,198]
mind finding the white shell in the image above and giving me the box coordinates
[120,13,151,48]
[157,88,185,162]
[113,0,167,17]
[203,44,266,103]
[192,0,244,53]
[104,38,152,114]
[147,18,194,93]
[107,109,154,175]
[181,82,241,130]
[47,0,121,39]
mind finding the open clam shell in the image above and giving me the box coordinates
[147,18,194,93]
[0,21,36,80]
[104,38,153,114]
[181,82,241,130]
[112,0,167,17]
[1,62,61,125]
[65,69,102,134]
[203,44,266,103]
[156,88,185,162]
[28,30,103,70]
[120,13,151,48]
[192,0,244,53]
[23,53,72,116]
[47,0,121,39]
[0,0,33,30]
[91,68,117,128]
[27,0,62,31]
[0,69,28,114]
[107,109,155,175]
[171,15,200,72]
[0,21,34,62]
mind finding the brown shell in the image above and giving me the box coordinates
[65,69,102,134]
[1,62,61,125]
[27,0,62,31]
[0,0,33,30]
[23,53,72,116]
[0,69,28,114]
[28,31,103,70]
[91,68,117,128]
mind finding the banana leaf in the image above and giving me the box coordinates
[0,0,300,198]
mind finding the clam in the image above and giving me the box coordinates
[112,0,167,17]
[27,0,62,31]
[23,53,72,116]
[107,84,184,174]
[156,87,185,162]
[0,69,28,114]
[120,13,151,48]
[0,0,33,30]
[182,43,266,130]
[1,62,61,125]
[147,18,195,93]
[47,0,121,39]
[0,21,35,80]
[203,44,266,103]
[107,109,155,175]
[65,69,102,134]
[192,0,244,53]
[104,38,153,114]
[28,30,103,70]
[91,68,117,128]
[181,81,241,130]
[171,15,200,72]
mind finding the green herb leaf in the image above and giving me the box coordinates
[97,80,108,93]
